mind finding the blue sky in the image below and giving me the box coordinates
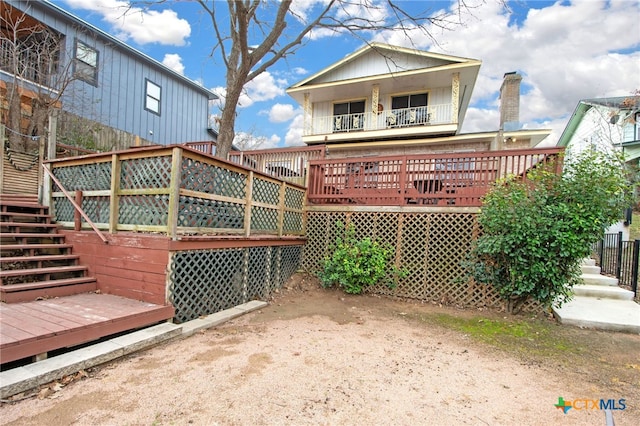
[58,0,640,149]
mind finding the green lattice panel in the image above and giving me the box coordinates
[53,162,112,191]
[251,206,278,231]
[271,246,303,289]
[283,211,303,233]
[182,158,247,199]
[284,187,305,210]
[118,195,169,226]
[247,247,271,299]
[120,156,172,189]
[253,178,280,205]
[169,249,246,323]
[178,196,244,229]
[53,197,74,222]
[80,196,110,224]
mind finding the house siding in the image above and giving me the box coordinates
[4,0,214,146]
[312,50,451,84]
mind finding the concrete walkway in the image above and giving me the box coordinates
[0,301,267,400]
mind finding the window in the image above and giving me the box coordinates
[74,40,98,85]
[145,79,161,115]
[333,100,365,132]
[389,92,429,126]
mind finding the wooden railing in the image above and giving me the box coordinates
[45,145,306,239]
[228,145,326,187]
[307,148,564,207]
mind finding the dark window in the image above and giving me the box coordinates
[145,79,161,115]
[389,92,429,126]
[333,100,365,132]
[74,39,98,85]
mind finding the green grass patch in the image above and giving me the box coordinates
[411,312,585,360]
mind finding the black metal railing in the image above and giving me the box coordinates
[594,232,639,299]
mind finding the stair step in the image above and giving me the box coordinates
[581,258,596,267]
[1,221,58,229]
[0,254,80,264]
[580,265,601,275]
[553,297,640,333]
[581,273,618,286]
[573,284,635,300]
[0,277,98,303]
[1,243,74,255]
[0,232,66,240]
[0,265,89,278]
[1,211,52,221]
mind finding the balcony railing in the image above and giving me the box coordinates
[307,148,564,207]
[307,103,452,136]
[228,145,326,187]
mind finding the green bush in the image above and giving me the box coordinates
[467,149,632,313]
[318,222,403,294]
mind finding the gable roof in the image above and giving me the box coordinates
[288,42,481,91]
[28,0,217,100]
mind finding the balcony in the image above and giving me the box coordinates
[304,103,454,143]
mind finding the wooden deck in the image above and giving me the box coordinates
[0,293,174,364]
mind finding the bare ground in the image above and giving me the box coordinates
[1,273,639,425]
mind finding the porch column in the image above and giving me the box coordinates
[451,72,460,124]
[303,93,312,136]
[372,84,380,130]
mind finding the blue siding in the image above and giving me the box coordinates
[5,0,215,145]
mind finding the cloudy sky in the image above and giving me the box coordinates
[60,0,640,149]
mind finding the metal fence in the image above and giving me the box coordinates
[594,232,639,299]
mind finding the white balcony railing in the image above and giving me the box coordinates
[306,103,452,136]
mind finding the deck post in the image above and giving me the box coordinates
[278,182,287,237]
[109,153,121,234]
[167,147,182,240]
[244,171,254,237]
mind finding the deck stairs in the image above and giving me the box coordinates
[552,258,640,333]
[0,195,97,303]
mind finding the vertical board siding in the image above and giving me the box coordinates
[5,1,213,146]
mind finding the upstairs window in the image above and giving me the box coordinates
[333,100,365,132]
[74,40,98,85]
[145,79,161,115]
[389,92,429,126]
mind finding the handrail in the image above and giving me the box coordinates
[42,164,109,244]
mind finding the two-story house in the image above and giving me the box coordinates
[555,95,640,237]
[286,42,551,158]
[1,0,217,150]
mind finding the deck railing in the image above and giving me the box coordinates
[45,145,306,239]
[228,145,326,187]
[307,148,564,207]
[308,103,452,136]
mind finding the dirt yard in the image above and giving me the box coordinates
[1,273,639,425]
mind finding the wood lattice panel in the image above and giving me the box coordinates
[303,209,542,312]
[169,245,303,323]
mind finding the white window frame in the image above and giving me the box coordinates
[74,39,99,86]
[145,79,161,115]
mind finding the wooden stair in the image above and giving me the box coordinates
[0,195,97,303]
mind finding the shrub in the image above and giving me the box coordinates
[318,222,403,294]
[467,149,632,313]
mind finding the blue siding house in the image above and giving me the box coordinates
[1,0,217,147]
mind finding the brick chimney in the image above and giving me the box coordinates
[499,72,522,131]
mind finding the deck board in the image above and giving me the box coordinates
[0,293,174,364]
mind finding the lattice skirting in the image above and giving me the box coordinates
[302,210,542,312]
[169,245,303,323]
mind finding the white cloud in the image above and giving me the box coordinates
[240,72,287,108]
[64,0,190,46]
[269,104,297,123]
[372,0,640,143]
[162,53,185,75]
[285,113,305,146]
